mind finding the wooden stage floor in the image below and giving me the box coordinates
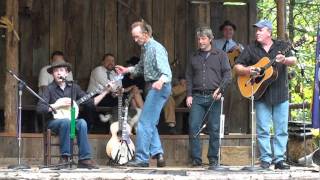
[0,165,319,180]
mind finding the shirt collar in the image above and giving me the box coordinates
[255,39,279,51]
[197,47,219,55]
[143,38,154,49]
[53,81,71,90]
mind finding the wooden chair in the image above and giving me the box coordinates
[43,128,78,166]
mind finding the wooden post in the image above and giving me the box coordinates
[188,1,211,53]
[276,0,286,40]
[4,0,19,134]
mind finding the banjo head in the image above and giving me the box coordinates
[53,97,79,120]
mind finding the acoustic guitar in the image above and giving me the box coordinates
[106,90,135,165]
[237,37,306,99]
[227,46,242,78]
[227,46,241,68]
[52,75,123,120]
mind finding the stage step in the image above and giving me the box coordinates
[0,133,254,166]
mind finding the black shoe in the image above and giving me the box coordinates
[126,160,149,167]
[152,153,166,167]
[167,126,177,135]
[274,161,290,170]
[77,159,99,169]
[191,159,202,167]
[260,161,271,169]
[209,159,218,167]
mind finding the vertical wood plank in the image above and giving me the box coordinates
[174,0,187,78]
[117,0,135,65]
[187,1,211,55]
[223,4,248,45]
[248,0,257,43]
[0,0,6,107]
[49,0,65,54]
[31,0,50,77]
[152,0,175,68]
[210,1,224,38]
[105,0,117,59]
[91,0,105,68]
[64,0,92,89]
[4,0,19,133]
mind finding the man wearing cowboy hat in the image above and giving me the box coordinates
[38,51,73,94]
[36,59,113,169]
[214,20,244,53]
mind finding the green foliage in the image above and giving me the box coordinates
[257,0,320,122]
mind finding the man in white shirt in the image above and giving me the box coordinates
[214,20,243,53]
[38,51,73,93]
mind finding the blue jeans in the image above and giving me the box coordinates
[255,100,289,163]
[135,83,171,163]
[48,118,92,160]
[188,94,221,163]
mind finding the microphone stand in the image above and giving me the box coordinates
[6,70,56,170]
[299,63,308,167]
[209,96,229,171]
[241,77,261,171]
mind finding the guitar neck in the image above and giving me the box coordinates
[264,36,306,69]
[76,87,103,105]
[118,94,123,130]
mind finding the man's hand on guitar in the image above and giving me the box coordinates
[246,66,261,77]
[212,88,222,101]
[275,53,287,64]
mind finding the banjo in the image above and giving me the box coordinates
[52,75,123,120]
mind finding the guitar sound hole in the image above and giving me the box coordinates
[117,131,122,137]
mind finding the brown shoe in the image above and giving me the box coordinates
[77,159,99,169]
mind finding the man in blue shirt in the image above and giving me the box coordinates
[116,21,172,167]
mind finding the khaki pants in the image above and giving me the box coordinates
[163,84,186,125]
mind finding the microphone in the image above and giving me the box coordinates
[59,76,73,83]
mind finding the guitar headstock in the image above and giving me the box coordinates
[292,36,307,49]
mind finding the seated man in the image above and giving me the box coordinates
[87,53,120,108]
[36,60,113,169]
[163,77,187,134]
[38,51,73,94]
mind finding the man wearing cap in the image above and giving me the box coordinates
[186,26,231,168]
[38,51,73,94]
[234,20,297,169]
[36,60,113,169]
[214,20,243,53]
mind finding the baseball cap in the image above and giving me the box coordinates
[253,20,272,30]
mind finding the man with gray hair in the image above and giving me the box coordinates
[186,26,231,168]
[116,21,172,167]
[234,20,296,169]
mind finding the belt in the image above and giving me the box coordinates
[192,89,215,95]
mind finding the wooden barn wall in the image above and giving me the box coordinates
[0,0,257,133]
[0,0,5,102]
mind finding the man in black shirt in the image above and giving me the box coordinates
[186,26,231,168]
[234,20,297,169]
[37,60,113,169]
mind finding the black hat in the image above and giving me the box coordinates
[219,20,236,31]
[47,59,72,74]
[126,56,140,65]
